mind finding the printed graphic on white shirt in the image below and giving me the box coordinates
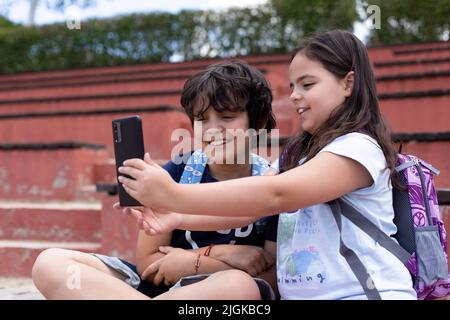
[277,209,328,288]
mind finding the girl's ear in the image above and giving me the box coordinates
[342,71,355,97]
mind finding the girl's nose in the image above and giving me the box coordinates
[289,89,303,103]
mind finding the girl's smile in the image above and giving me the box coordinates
[296,107,310,117]
[288,52,352,134]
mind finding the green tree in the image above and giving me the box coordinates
[0,15,15,28]
[363,0,450,44]
[271,0,359,36]
[0,0,97,26]
[0,2,363,73]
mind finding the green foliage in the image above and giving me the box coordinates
[271,0,358,36]
[1,0,448,73]
[0,1,357,73]
[0,15,15,28]
[363,0,450,44]
[44,0,97,11]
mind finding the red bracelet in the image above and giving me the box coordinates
[194,254,201,274]
[203,244,215,257]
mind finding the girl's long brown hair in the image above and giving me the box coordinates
[281,30,400,188]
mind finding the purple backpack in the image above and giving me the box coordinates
[392,154,450,299]
[328,154,450,300]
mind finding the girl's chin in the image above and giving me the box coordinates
[300,122,316,134]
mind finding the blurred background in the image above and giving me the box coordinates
[0,0,448,289]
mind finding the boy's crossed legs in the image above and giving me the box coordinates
[32,248,261,300]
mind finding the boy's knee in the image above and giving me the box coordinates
[211,270,261,300]
[32,248,74,290]
[33,248,69,272]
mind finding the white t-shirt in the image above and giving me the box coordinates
[274,133,416,300]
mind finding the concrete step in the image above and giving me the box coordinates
[0,53,289,84]
[0,78,187,101]
[0,277,43,300]
[0,201,102,242]
[371,46,450,62]
[0,92,181,114]
[400,142,450,189]
[0,70,197,92]
[0,240,102,277]
[0,147,108,202]
[380,95,450,133]
[377,73,450,93]
[0,112,191,160]
[374,61,450,76]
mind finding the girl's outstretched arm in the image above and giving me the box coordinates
[118,152,372,217]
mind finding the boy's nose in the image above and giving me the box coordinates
[204,118,225,131]
[204,128,226,142]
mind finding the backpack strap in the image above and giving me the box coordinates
[329,200,382,300]
[179,149,270,184]
[395,157,440,176]
[179,150,209,184]
[328,198,412,300]
[331,199,411,263]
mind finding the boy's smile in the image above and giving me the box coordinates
[194,107,250,165]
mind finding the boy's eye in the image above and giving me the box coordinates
[220,113,238,120]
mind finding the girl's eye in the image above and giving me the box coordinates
[303,83,314,88]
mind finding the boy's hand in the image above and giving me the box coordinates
[141,246,197,286]
[117,153,175,210]
[213,245,274,276]
[113,203,182,236]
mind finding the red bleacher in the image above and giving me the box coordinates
[0,43,449,277]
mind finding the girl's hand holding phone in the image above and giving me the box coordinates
[118,153,176,210]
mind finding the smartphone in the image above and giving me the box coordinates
[112,115,145,207]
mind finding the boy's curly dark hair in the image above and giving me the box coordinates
[180,60,276,131]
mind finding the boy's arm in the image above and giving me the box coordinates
[253,241,278,298]
[135,230,171,278]
[140,243,275,286]
[135,225,275,285]
[135,229,237,283]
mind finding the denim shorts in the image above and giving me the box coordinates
[93,253,276,300]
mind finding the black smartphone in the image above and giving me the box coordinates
[112,115,145,207]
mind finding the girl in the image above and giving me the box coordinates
[118,30,417,300]
[32,60,278,300]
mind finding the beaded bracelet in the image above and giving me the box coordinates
[203,244,215,257]
[194,254,201,274]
